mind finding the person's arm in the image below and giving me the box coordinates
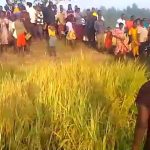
[132,104,149,150]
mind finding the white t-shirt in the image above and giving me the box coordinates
[116,18,126,28]
[9,21,17,39]
[25,4,36,24]
[138,26,148,43]
[66,21,74,32]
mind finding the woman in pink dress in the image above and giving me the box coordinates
[112,22,129,59]
[0,11,9,52]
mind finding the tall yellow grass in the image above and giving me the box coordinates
[0,57,147,150]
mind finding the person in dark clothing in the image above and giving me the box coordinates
[85,12,97,48]
[132,81,150,150]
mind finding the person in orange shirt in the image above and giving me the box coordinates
[126,15,135,32]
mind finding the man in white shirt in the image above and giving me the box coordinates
[138,20,148,56]
[116,14,126,29]
[24,2,36,24]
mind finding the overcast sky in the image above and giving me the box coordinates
[0,0,150,9]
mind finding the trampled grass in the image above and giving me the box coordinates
[0,57,147,150]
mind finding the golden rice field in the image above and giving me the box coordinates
[0,56,147,150]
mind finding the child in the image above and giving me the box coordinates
[105,27,113,53]
[66,21,76,48]
[48,25,57,57]
[11,16,27,53]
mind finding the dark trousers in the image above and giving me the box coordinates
[139,42,146,56]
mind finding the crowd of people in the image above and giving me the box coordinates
[0,1,150,58]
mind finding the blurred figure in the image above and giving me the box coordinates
[66,4,75,23]
[94,15,105,51]
[85,12,96,48]
[36,6,44,39]
[126,15,135,32]
[138,20,148,57]
[105,27,113,53]
[116,13,126,29]
[56,5,66,39]
[11,16,27,53]
[128,21,140,58]
[0,11,9,53]
[113,23,128,59]
[48,24,57,56]
[74,8,84,41]
[24,2,37,38]
[132,81,150,150]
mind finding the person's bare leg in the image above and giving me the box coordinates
[132,105,149,150]
[144,118,150,150]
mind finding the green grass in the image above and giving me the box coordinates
[0,57,147,150]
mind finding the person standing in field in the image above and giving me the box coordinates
[48,24,57,57]
[132,81,150,150]
[14,16,27,54]
[126,15,135,32]
[105,27,113,53]
[24,2,37,38]
[138,20,148,57]
[35,5,44,40]
[56,5,66,39]
[0,11,9,53]
[74,7,84,41]
[66,4,75,23]
[94,14,105,51]
[128,21,140,58]
[116,13,126,29]
[112,23,128,59]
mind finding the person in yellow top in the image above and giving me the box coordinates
[129,21,140,58]
[48,25,57,57]
[13,4,20,14]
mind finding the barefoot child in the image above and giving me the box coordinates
[105,27,113,53]
[48,25,57,56]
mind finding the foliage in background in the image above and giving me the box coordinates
[0,57,147,150]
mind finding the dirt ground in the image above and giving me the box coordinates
[0,39,110,66]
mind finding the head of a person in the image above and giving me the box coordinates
[130,15,135,21]
[74,5,78,11]
[0,6,3,11]
[133,20,137,28]
[27,2,32,8]
[48,1,53,8]
[0,11,5,18]
[136,18,141,26]
[92,7,96,12]
[60,5,63,12]
[68,4,72,10]
[36,5,41,11]
[98,14,102,21]
[76,8,80,13]
[121,13,125,20]
[86,9,91,15]
[97,10,102,16]
[140,20,144,27]
[107,26,111,31]
[119,22,124,29]
[4,5,9,11]
[53,4,57,10]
